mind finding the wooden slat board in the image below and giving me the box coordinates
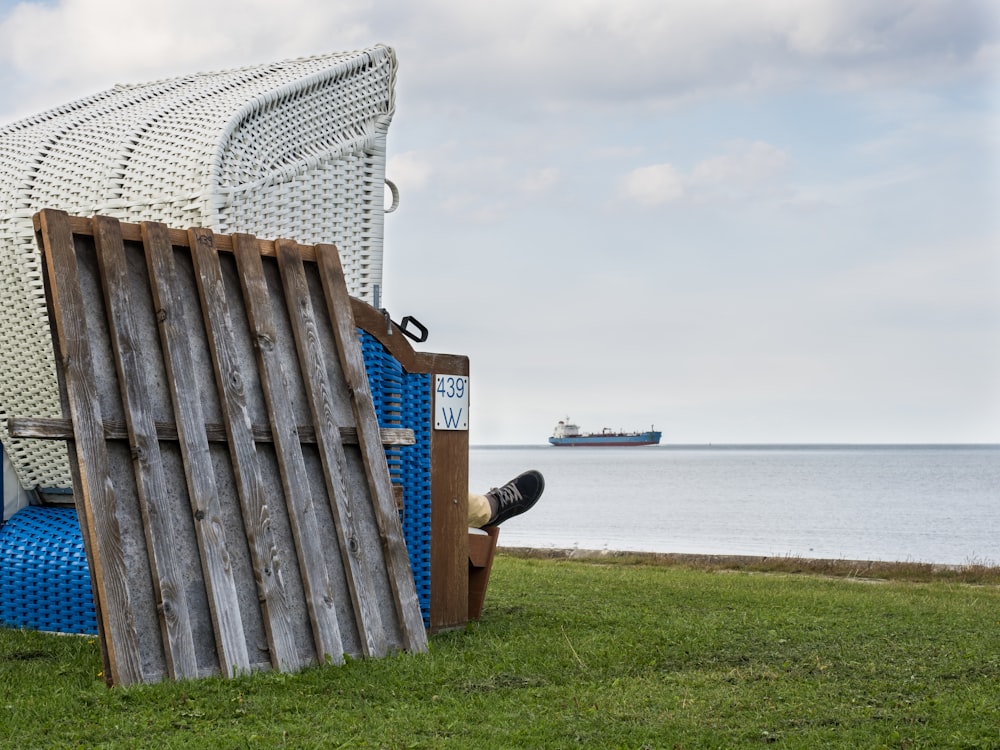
[8,416,416,447]
[32,209,428,686]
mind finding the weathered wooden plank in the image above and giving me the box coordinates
[430,427,470,631]
[8,417,415,446]
[232,232,345,664]
[316,244,429,653]
[62,213,319,263]
[143,221,251,678]
[41,220,115,676]
[92,215,199,680]
[49,361,115,678]
[276,238,388,658]
[188,227,302,672]
[35,209,145,687]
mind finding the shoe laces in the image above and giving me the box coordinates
[489,481,523,510]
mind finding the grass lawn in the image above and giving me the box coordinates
[1,554,998,748]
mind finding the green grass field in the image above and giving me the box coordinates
[2,554,998,748]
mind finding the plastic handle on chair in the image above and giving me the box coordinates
[384,179,400,213]
[400,316,428,343]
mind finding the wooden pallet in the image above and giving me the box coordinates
[29,209,428,686]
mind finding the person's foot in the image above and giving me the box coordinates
[484,470,545,526]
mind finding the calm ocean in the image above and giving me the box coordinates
[469,445,1000,566]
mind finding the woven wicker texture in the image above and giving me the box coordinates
[0,46,397,492]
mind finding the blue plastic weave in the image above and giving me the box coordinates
[0,334,434,633]
[359,331,432,625]
[0,505,98,634]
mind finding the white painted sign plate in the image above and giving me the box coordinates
[434,374,469,430]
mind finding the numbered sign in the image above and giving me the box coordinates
[434,374,469,430]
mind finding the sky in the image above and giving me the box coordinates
[0,0,997,445]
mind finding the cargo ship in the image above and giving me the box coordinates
[548,418,662,447]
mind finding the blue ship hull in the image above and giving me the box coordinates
[549,430,662,447]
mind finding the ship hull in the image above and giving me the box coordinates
[548,431,662,447]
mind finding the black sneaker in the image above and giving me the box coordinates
[484,470,545,526]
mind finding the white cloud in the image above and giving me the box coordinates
[0,0,372,78]
[397,0,999,109]
[620,140,791,207]
[2,0,995,121]
[620,163,686,206]
[0,0,372,119]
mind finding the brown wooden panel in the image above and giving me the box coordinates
[188,227,303,672]
[93,216,199,680]
[8,416,414,446]
[276,239,388,658]
[31,209,427,686]
[429,426,470,631]
[467,526,500,621]
[35,209,144,686]
[232,232,344,665]
[143,221,251,679]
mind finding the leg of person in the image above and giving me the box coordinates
[468,491,492,528]
[468,470,545,528]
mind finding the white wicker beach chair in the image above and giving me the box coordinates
[0,45,398,498]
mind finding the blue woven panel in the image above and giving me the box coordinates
[0,506,98,634]
[400,372,432,622]
[360,331,432,625]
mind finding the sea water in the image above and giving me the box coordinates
[469,445,1000,566]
